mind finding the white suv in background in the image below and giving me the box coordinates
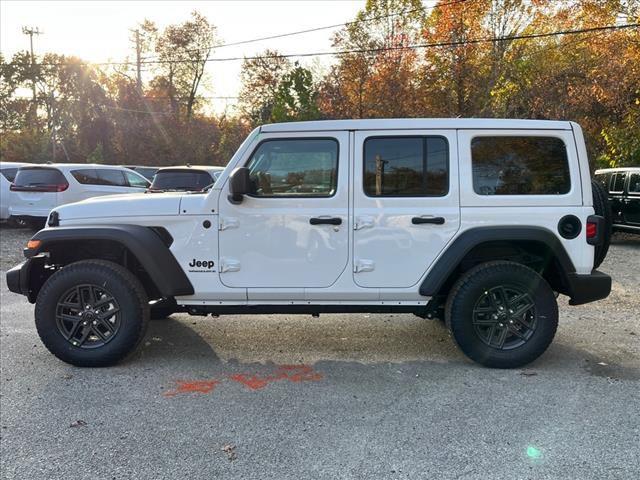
[0,161,29,223]
[9,164,149,227]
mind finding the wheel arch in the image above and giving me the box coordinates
[24,225,194,302]
[419,227,576,299]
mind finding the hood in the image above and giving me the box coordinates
[55,192,183,221]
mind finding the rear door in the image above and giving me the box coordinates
[623,172,640,226]
[352,130,460,288]
[609,171,626,224]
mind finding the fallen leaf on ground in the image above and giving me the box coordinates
[597,362,608,366]
[70,420,87,428]
[222,444,237,461]
[520,370,538,376]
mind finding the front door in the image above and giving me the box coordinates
[218,132,349,289]
[352,130,460,288]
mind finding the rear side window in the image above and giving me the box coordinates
[0,168,19,182]
[14,168,67,187]
[97,169,126,186]
[71,169,100,185]
[363,136,448,196]
[472,136,570,195]
[71,169,127,186]
[151,170,213,191]
[611,172,627,193]
[628,173,639,194]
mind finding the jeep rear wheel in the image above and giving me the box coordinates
[35,260,149,367]
[445,261,558,368]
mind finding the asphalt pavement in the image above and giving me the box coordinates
[0,229,638,480]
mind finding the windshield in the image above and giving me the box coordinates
[14,168,67,187]
[150,170,213,191]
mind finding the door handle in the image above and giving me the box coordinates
[310,217,342,226]
[412,216,445,225]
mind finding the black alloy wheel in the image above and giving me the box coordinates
[471,285,537,350]
[55,284,122,349]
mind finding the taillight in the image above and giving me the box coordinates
[10,183,68,192]
[586,215,603,246]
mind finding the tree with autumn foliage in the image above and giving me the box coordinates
[1,2,639,168]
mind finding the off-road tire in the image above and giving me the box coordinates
[591,179,612,268]
[35,260,149,367]
[445,261,558,368]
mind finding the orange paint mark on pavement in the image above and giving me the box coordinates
[163,379,221,397]
[230,365,323,391]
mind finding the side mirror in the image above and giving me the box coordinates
[228,167,252,204]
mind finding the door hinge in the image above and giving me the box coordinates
[220,258,241,273]
[354,216,374,230]
[354,259,375,273]
[219,217,239,231]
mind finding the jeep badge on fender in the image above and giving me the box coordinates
[188,259,215,271]
[6,118,612,369]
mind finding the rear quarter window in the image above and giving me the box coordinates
[471,136,570,195]
[0,168,19,182]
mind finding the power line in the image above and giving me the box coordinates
[141,0,472,59]
[37,23,639,67]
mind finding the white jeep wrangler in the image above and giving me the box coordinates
[7,119,612,368]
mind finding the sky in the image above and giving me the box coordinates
[0,0,367,113]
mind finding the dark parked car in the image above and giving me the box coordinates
[148,165,224,192]
[595,167,640,233]
[124,166,159,181]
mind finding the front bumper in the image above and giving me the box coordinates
[6,261,30,297]
[567,270,612,305]
[6,256,48,303]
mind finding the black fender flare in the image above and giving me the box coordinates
[419,226,576,296]
[27,225,194,297]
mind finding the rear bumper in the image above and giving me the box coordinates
[567,270,611,305]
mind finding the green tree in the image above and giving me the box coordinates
[271,64,320,122]
[238,50,291,125]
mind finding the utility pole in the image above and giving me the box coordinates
[22,26,42,123]
[50,92,56,161]
[131,28,142,92]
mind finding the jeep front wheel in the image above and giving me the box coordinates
[35,260,149,367]
[445,261,558,368]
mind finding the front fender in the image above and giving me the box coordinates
[25,225,194,297]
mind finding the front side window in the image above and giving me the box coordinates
[124,170,149,188]
[246,138,338,197]
[363,136,448,197]
[472,136,570,195]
